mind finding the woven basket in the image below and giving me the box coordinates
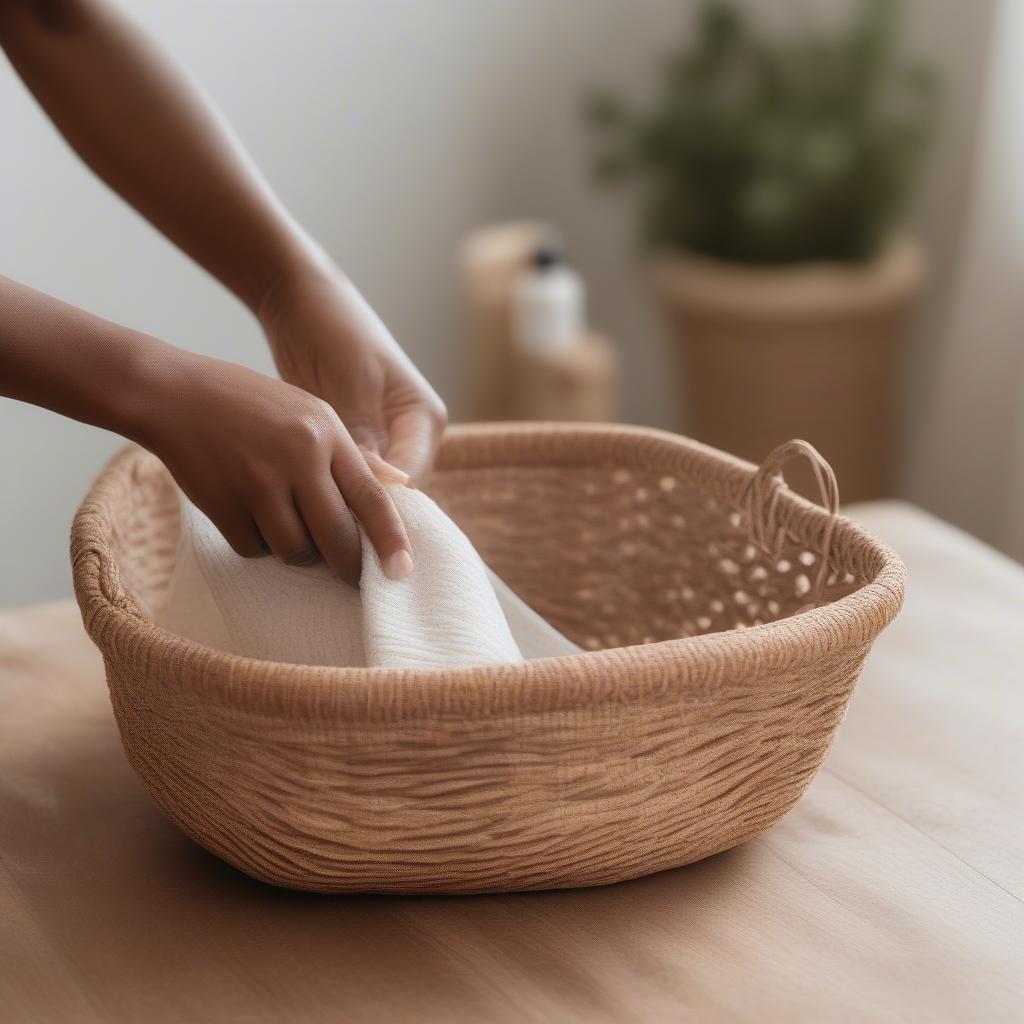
[71,423,904,894]
[654,236,924,503]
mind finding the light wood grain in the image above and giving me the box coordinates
[2,497,1021,1022]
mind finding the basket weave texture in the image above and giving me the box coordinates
[71,423,905,894]
[654,237,924,503]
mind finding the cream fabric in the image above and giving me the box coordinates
[156,486,579,668]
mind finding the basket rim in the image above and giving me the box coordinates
[71,423,906,722]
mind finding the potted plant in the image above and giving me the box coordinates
[585,0,937,501]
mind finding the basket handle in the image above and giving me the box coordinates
[742,439,839,605]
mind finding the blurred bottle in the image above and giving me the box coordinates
[512,246,585,355]
[510,245,619,423]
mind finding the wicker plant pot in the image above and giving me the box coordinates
[654,237,924,503]
[71,424,904,894]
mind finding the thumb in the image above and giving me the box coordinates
[360,447,411,488]
[385,406,443,486]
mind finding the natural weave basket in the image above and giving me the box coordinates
[71,423,904,894]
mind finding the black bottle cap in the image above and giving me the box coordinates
[532,244,562,271]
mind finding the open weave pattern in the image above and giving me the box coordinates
[71,423,905,894]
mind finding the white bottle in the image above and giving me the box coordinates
[512,246,585,356]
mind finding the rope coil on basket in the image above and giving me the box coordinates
[742,439,840,608]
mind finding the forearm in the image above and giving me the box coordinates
[0,275,416,579]
[0,0,323,312]
[0,275,178,442]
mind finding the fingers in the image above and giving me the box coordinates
[360,447,410,488]
[205,499,266,559]
[332,448,413,580]
[195,396,416,582]
[251,490,320,568]
[294,475,362,584]
[235,439,412,584]
[385,402,446,486]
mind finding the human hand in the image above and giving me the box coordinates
[257,263,447,487]
[139,347,415,585]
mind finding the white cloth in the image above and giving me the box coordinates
[156,486,579,669]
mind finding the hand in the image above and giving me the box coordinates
[257,263,447,487]
[139,347,415,585]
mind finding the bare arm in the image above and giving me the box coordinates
[0,0,446,578]
[0,275,413,581]
[0,0,316,310]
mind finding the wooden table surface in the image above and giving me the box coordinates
[1,501,1021,1023]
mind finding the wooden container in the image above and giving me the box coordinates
[461,221,553,420]
[653,236,924,502]
[511,334,619,422]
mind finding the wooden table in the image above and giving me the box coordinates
[1,502,1021,1022]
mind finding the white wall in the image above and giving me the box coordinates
[904,0,1024,559]
[1,0,687,606]
[0,0,996,606]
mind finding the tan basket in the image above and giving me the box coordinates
[654,236,925,503]
[71,423,904,894]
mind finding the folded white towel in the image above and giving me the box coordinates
[156,485,579,669]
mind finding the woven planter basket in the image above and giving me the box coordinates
[654,236,925,503]
[71,423,904,894]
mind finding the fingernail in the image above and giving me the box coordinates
[385,549,414,580]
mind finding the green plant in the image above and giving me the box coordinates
[585,0,938,264]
